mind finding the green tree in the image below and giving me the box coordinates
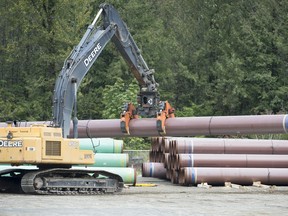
[101,76,149,149]
[2,0,288,143]
[102,77,138,119]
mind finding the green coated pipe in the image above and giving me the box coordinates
[0,165,136,185]
[73,167,137,185]
[0,153,129,168]
[89,153,129,167]
[79,138,123,153]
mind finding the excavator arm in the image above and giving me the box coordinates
[52,3,174,138]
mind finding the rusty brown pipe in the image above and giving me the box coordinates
[172,138,288,155]
[2,114,288,137]
[177,154,288,169]
[72,114,288,137]
[179,167,288,186]
[142,162,166,179]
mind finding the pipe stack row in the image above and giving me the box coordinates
[79,138,128,167]
[78,138,137,185]
[143,137,288,186]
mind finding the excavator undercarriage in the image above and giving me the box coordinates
[0,168,123,195]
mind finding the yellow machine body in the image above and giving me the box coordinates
[0,124,94,166]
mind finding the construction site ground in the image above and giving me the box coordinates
[0,177,287,216]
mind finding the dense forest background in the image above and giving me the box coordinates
[0,0,288,146]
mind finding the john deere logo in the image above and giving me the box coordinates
[0,140,23,147]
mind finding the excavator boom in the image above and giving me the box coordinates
[52,3,164,138]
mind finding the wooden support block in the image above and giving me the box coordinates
[225,182,243,189]
[225,182,232,187]
[253,181,275,189]
[197,182,212,189]
[252,181,262,187]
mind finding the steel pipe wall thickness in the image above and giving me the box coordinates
[1,114,288,137]
[178,167,288,186]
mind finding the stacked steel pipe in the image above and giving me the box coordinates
[78,138,129,167]
[143,137,288,186]
[78,138,136,185]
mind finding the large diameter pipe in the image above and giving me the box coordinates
[87,153,129,167]
[172,138,288,155]
[142,162,167,179]
[177,154,288,169]
[2,114,288,137]
[79,138,123,153]
[179,167,288,186]
[224,139,288,154]
[75,115,288,137]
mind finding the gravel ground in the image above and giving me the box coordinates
[0,177,288,216]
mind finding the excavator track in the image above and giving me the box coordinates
[0,168,33,193]
[0,168,123,195]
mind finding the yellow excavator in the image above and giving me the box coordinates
[0,4,174,195]
[0,123,122,194]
